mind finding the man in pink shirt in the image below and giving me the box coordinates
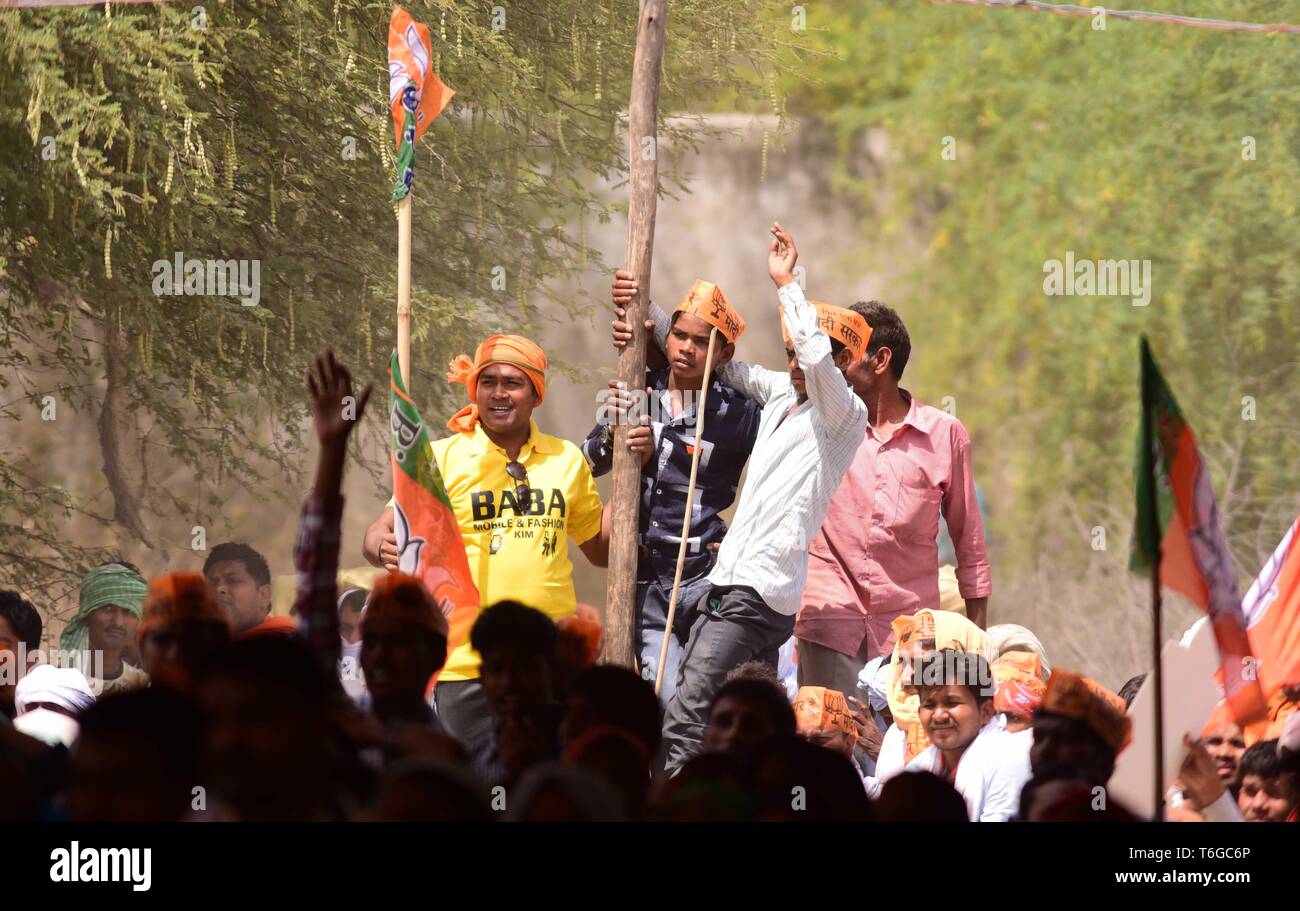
[796,301,991,694]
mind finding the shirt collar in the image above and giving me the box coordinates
[870,388,937,439]
[469,420,562,459]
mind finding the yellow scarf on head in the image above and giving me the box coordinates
[887,609,990,762]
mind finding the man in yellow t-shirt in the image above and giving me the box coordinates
[363,334,608,746]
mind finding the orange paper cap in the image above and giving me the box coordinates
[794,686,857,743]
[675,280,745,343]
[1041,669,1132,753]
[780,300,871,361]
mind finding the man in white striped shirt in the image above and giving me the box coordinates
[616,223,869,773]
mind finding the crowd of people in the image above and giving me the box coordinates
[2,224,1297,822]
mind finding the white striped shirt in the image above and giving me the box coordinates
[652,282,868,615]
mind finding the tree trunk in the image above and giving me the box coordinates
[98,317,152,546]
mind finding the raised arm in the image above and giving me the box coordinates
[612,273,786,406]
[768,223,863,429]
[297,350,372,671]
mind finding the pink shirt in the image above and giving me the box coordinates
[795,391,991,659]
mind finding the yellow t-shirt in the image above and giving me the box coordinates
[421,421,603,680]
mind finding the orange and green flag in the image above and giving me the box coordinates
[1131,336,1267,725]
[388,4,455,200]
[389,351,478,681]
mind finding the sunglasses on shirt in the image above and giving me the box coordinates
[505,459,530,501]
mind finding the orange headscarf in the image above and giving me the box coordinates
[1041,669,1132,753]
[137,572,229,639]
[557,604,603,670]
[445,334,548,434]
[993,651,1047,719]
[363,572,449,640]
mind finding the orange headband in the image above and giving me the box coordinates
[1041,669,1132,753]
[993,651,1047,719]
[363,572,449,639]
[781,300,871,361]
[137,572,229,639]
[794,686,858,749]
[445,334,547,434]
[674,280,746,343]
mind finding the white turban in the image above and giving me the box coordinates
[15,664,96,715]
[984,624,1051,680]
[856,655,892,713]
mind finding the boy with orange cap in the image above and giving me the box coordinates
[362,334,608,745]
[584,279,761,707]
[614,223,870,773]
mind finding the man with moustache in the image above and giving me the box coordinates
[794,298,991,694]
[59,563,151,697]
[362,335,608,745]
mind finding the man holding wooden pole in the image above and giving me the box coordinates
[582,280,760,706]
[604,0,670,668]
[615,223,870,773]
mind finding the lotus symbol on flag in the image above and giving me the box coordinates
[393,501,426,575]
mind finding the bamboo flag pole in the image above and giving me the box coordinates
[604,0,669,668]
[397,194,413,390]
[655,326,717,696]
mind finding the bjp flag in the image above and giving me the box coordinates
[1241,516,1300,698]
[1131,337,1267,725]
[388,351,479,683]
[388,5,455,199]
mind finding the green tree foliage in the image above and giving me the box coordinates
[0,0,800,596]
[793,0,1300,585]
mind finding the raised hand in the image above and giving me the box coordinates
[306,350,373,447]
[767,221,798,288]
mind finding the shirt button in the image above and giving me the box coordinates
[652,521,659,527]
[655,488,662,494]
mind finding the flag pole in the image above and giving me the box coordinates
[397,193,413,391]
[1140,338,1165,821]
[605,0,669,668]
[655,326,718,696]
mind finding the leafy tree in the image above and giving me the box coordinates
[0,0,802,600]
[790,0,1300,587]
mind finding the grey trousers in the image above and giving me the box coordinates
[433,678,494,747]
[796,637,872,696]
[661,585,796,775]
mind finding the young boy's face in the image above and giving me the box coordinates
[918,684,991,755]
[666,311,730,386]
[1237,771,1299,822]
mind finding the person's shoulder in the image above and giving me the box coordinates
[536,430,590,467]
[910,398,970,439]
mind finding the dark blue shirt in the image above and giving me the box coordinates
[581,368,761,587]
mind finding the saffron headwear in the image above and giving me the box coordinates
[993,651,1047,719]
[362,572,449,640]
[781,300,871,361]
[445,335,548,434]
[674,280,745,343]
[137,572,229,639]
[1041,669,1132,753]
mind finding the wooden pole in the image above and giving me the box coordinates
[397,193,413,390]
[1140,347,1165,821]
[603,0,669,667]
[655,327,718,696]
